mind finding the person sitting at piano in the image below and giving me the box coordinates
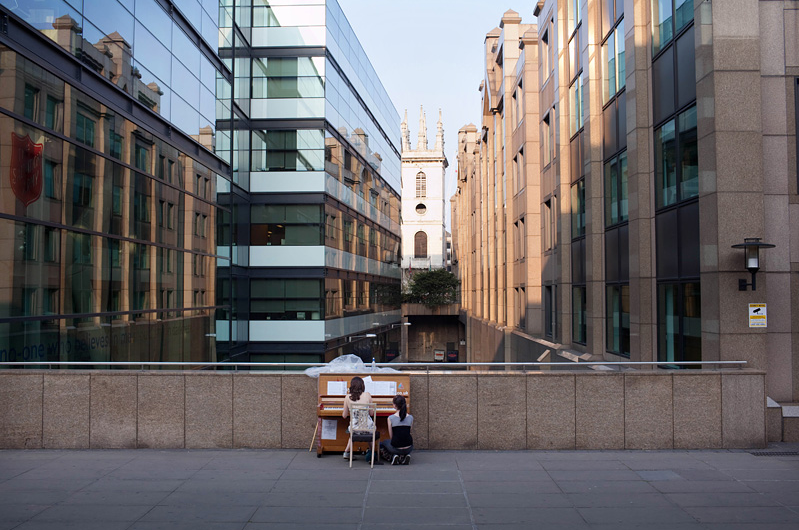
[380,395,413,465]
[342,376,375,460]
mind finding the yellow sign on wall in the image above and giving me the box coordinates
[749,304,767,328]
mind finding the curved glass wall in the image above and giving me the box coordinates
[0,47,229,365]
[0,0,232,158]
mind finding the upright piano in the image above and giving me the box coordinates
[316,373,410,456]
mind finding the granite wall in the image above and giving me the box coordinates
[0,369,767,450]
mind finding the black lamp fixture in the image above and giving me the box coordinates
[731,237,775,291]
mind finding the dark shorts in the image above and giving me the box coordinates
[380,440,413,456]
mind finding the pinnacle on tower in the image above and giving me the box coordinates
[401,109,411,152]
[417,105,428,151]
[434,108,444,152]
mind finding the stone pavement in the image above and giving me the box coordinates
[1,445,798,530]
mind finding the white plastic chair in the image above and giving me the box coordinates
[348,402,377,468]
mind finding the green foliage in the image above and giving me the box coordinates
[403,269,460,307]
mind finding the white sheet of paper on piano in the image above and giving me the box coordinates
[321,419,338,440]
[369,381,396,396]
[327,381,347,395]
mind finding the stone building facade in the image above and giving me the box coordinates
[452,1,799,403]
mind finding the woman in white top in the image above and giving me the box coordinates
[342,376,373,459]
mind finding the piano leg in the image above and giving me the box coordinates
[309,418,319,452]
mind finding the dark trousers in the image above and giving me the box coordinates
[380,440,413,457]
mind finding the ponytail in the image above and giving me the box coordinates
[393,395,407,421]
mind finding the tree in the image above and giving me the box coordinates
[403,269,460,307]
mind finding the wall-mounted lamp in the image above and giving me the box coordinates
[731,237,775,291]
[391,322,412,328]
[347,333,376,343]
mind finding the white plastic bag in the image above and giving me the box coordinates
[304,354,399,378]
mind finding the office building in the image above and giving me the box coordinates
[215,0,403,364]
[452,1,799,403]
[0,0,231,365]
[0,0,402,368]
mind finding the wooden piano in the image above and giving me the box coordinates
[315,373,410,456]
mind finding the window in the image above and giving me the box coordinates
[44,160,60,199]
[653,0,693,55]
[544,285,555,338]
[567,0,581,36]
[414,231,427,258]
[602,19,625,104]
[45,96,63,131]
[110,132,123,160]
[24,84,39,120]
[133,244,149,270]
[607,284,630,356]
[109,239,120,268]
[514,149,525,194]
[541,27,550,81]
[571,180,586,238]
[251,129,325,172]
[135,144,150,172]
[570,75,584,136]
[73,173,93,207]
[604,152,628,226]
[250,204,323,246]
[72,233,92,264]
[250,279,323,320]
[75,114,95,147]
[416,171,426,198]
[658,282,701,365]
[544,198,555,251]
[44,227,59,262]
[112,185,123,216]
[415,203,427,215]
[542,113,552,166]
[134,192,150,222]
[514,82,524,127]
[655,105,697,208]
[572,286,586,344]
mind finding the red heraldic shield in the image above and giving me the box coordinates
[10,132,44,207]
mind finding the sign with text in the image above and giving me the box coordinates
[748,303,767,328]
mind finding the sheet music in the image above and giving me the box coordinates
[326,381,347,395]
[368,380,396,396]
[321,419,338,440]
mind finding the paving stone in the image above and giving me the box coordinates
[29,504,152,522]
[367,480,464,494]
[576,506,697,525]
[471,507,585,525]
[684,506,799,524]
[250,506,363,524]
[140,505,258,523]
[261,492,364,507]
[367,492,466,508]
[466,493,571,508]
[666,492,782,507]
[566,492,675,508]
[363,506,472,525]
[461,479,561,494]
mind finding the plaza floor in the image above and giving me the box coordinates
[1,444,798,529]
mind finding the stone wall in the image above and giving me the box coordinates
[0,369,766,450]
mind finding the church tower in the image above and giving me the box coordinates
[401,106,448,270]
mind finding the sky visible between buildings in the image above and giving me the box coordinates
[338,0,536,229]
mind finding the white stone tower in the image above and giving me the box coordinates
[401,106,448,270]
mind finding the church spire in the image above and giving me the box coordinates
[434,108,444,153]
[417,105,428,151]
[401,109,411,152]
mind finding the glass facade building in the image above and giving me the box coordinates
[0,0,402,367]
[0,0,232,365]
[216,0,403,364]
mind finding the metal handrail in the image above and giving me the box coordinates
[0,360,748,371]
